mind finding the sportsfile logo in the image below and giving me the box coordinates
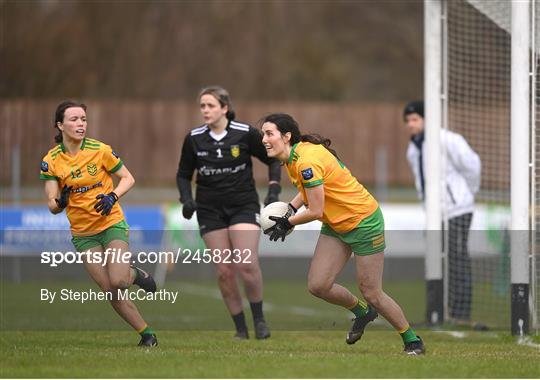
[40,248,253,267]
[41,248,132,267]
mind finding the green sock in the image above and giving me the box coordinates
[348,298,368,318]
[400,327,419,344]
[139,326,154,336]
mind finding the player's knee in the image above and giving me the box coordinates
[216,266,236,284]
[93,279,112,293]
[109,276,131,290]
[360,286,382,306]
[101,286,115,295]
[307,280,331,298]
[236,262,259,278]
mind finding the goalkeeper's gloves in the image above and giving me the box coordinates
[267,215,294,242]
[55,185,73,210]
[182,199,197,220]
[94,192,119,216]
[263,183,281,206]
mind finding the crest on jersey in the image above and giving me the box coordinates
[231,145,240,158]
[112,150,120,159]
[41,161,49,172]
[301,168,314,180]
[87,162,98,176]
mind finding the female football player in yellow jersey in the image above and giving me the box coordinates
[260,113,425,355]
[40,100,158,347]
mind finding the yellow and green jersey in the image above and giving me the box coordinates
[285,142,378,233]
[40,138,125,236]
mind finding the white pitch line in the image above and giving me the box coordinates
[177,282,223,300]
[517,337,540,349]
[433,331,540,348]
[177,282,349,318]
[433,330,467,338]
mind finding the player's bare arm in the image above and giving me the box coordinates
[289,192,305,211]
[44,179,63,214]
[289,185,324,226]
[110,165,135,198]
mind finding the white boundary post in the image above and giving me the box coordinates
[424,0,444,325]
[511,0,531,336]
[529,0,537,334]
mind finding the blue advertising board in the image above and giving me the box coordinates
[0,206,164,255]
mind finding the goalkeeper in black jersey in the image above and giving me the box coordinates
[176,86,281,339]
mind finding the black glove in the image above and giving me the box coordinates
[182,199,197,220]
[267,215,294,242]
[264,183,281,206]
[55,185,73,209]
[94,192,119,216]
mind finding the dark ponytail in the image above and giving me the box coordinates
[54,100,87,143]
[54,130,62,144]
[300,133,339,159]
[225,110,236,121]
[260,113,340,159]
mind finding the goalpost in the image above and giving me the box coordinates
[424,0,538,334]
[534,0,540,337]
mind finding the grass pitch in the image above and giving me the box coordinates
[2,330,539,378]
[1,280,539,378]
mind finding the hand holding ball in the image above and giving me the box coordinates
[260,201,295,240]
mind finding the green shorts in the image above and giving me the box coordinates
[321,207,385,256]
[71,220,130,252]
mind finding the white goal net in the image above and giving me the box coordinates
[443,0,538,330]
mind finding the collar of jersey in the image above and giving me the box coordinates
[60,137,87,153]
[288,143,299,165]
[205,119,231,131]
[209,128,228,141]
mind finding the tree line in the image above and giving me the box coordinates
[1,0,423,101]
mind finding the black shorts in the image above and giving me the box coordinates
[195,191,261,236]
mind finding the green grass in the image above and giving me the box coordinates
[0,280,426,331]
[1,331,539,378]
[1,280,539,378]
[0,279,511,330]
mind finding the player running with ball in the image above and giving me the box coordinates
[260,113,425,355]
[40,100,158,347]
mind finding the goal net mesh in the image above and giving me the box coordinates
[445,0,511,328]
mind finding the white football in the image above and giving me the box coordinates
[260,201,294,235]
